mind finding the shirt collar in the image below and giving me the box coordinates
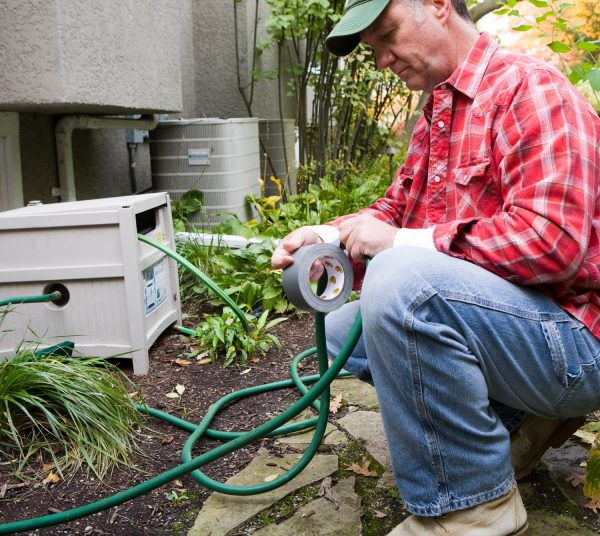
[446,32,498,99]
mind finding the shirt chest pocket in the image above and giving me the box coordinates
[451,158,500,219]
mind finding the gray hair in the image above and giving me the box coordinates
[397,0,472,22]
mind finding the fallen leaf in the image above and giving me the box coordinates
[0,483,7,499]
[173,359,192,367]
[318,476,339,509]
[347,458,379,477]
[161,435,175,445]
[240,368,252,375]
[373,510,387,518]
[249,357,260,363]
[198,358,212,365]
[264,474,279,482]
[329,394,343,414]
[175,384,185,396]
[574,429,596,445]
[43,471,60,486]
[301,509,316,518]
[128,391,139,399]
[585,496,600,513]
[567,473,586,488]
[165,392,180,399]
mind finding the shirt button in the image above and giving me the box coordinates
[437,121,445,129]
[433,176,441,183]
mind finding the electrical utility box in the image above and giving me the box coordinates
[0,193,181,375]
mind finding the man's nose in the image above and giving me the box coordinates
[376,50,394,70]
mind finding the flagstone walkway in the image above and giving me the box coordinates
[188,378,599,535]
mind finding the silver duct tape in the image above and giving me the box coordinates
[282,244,353,313]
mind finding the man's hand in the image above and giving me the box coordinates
[339,215,397,259]
[272,227,324,279]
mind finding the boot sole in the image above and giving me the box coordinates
[514,416,586,480]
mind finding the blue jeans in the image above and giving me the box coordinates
[325,247,600,516]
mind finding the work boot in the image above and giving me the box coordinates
[386,482,528,535]
[511,414,586,479]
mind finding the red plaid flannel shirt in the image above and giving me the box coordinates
[332,32,600,339]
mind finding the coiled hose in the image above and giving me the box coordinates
[0,235,362,534]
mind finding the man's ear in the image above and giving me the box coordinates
[425,0,452,24]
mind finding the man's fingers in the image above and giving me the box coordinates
[271,227,322,269]
[309,260,325,281]
[272,243,296,269]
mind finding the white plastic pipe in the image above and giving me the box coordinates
[176,231,279,249]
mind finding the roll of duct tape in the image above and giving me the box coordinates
[282,244,353,313]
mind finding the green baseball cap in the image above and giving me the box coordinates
[325,0,392,57]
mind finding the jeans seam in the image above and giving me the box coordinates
[405,288,450,508]
[438,289,572,322]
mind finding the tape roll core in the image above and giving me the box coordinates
[282,244,353,312]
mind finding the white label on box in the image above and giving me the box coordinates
[143,258,168,317]
[188,148,210,166]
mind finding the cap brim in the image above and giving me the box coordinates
[325,0,391,56]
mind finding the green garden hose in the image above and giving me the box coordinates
[0,291,61,308]
[0,235,362,534]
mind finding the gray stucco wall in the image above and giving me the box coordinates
[0,0,182,114]
[191,0,295,120]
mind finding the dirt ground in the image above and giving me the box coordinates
[0,309,319,535]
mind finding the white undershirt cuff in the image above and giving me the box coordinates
[393,227,436,250]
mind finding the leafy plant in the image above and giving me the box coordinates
[217,155,395,241]
[494,0,600,94]
[0,347,141,479]
[176,237,229,303]
[191,307,286,367]
[164,488,191,506]
[178,238,290,314]
[171,189,205,232]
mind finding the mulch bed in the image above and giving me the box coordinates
[0,308,319,535]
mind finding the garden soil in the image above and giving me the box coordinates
[0,309,319,535]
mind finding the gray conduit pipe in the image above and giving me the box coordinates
[53,114,158,202]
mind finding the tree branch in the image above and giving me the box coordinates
[469,0,515,23]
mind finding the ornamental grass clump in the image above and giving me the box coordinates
[0,348,142,480]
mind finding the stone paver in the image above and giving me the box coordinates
[330,377,379,409]
[541,439,591,508]
[188,450,338,536]
[253,477,362,536]
[274,410,348,449]
[337,410,396,488]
